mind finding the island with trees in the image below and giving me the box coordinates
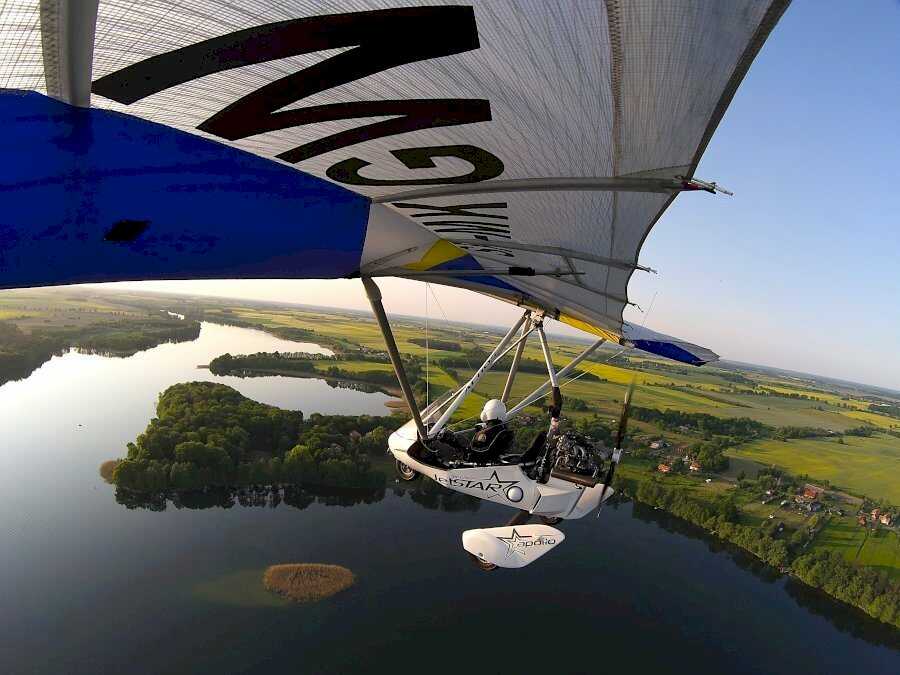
[109,382,403,494]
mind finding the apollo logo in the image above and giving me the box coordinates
[496,528,557,558]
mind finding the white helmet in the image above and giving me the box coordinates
[480,399,508,423]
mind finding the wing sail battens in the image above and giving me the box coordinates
[0,1,789,366]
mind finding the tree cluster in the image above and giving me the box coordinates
[630,406,768,440]
[623,477,789,568]
[869,403,900,420]
[0,317,200,386]
[112,382,402,492]
[408,337,459,351]
[792,550,900,628]
[210,352,318,375]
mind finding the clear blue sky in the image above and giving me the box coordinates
[104,0,900,390]
[627,0,900,389]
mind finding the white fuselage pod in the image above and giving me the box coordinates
[463,524,564,569]
[388,422,613,519]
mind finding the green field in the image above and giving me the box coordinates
[819,519,900,578]
[817,518,868,559]
[729,434,900,502]
[858,530,900,578]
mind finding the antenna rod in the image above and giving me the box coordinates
[361,277,427,440]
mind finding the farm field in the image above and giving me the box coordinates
[857,530,900,578]
[819,519,900,579]
[729,435,900,503]
[817,518,868,561]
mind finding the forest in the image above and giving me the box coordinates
[0,317,200,385]
[112,382,403,492]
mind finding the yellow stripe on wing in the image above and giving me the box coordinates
[403,240,468,271]
[559,313,621,344]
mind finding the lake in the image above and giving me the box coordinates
[0,322,897,674]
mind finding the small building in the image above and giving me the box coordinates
[880,513,893,526]
[657,463,671,474]
[689,461,701,472]
[802,484,824,501]
[871,508,882,523]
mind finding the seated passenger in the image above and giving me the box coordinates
[469,399,514,463]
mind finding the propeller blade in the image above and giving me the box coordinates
[614,378,636,451]
[597,379,636,517]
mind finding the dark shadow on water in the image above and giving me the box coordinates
[629,498,900,650]
[630,500,780,583]
[114,479,480,513]
[324,378,391,395]
[784,578,900,650]
[405,477,481,512]
[114,484,385,511]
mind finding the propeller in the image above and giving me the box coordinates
[596,378,636,516]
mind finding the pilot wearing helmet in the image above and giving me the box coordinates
[468,399,514,463]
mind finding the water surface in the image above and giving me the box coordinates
[0,322,897,674]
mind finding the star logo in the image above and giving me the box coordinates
[486,470,518,489]
[497,528,533,558]
[479,470,520,501]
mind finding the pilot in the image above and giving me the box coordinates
[469,399,514,462]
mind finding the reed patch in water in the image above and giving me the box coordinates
[263,564,355,603]
[99,460,120,483]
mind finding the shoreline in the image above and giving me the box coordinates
[620,475,900,631]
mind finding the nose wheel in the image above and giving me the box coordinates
[539,516,563,525]
[468,553,498,572]
[395,459,419,481]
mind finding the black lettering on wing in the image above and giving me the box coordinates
[327,145,503,186]
[92,7,500,171]
[392,202,509,220]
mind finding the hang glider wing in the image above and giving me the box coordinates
[0,1,790,365]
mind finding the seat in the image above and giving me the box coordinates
[499,430,547,465]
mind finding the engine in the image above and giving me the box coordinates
[545,431,607,486]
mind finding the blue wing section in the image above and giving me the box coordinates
[621,322,719,366]
[0,91,370,289]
